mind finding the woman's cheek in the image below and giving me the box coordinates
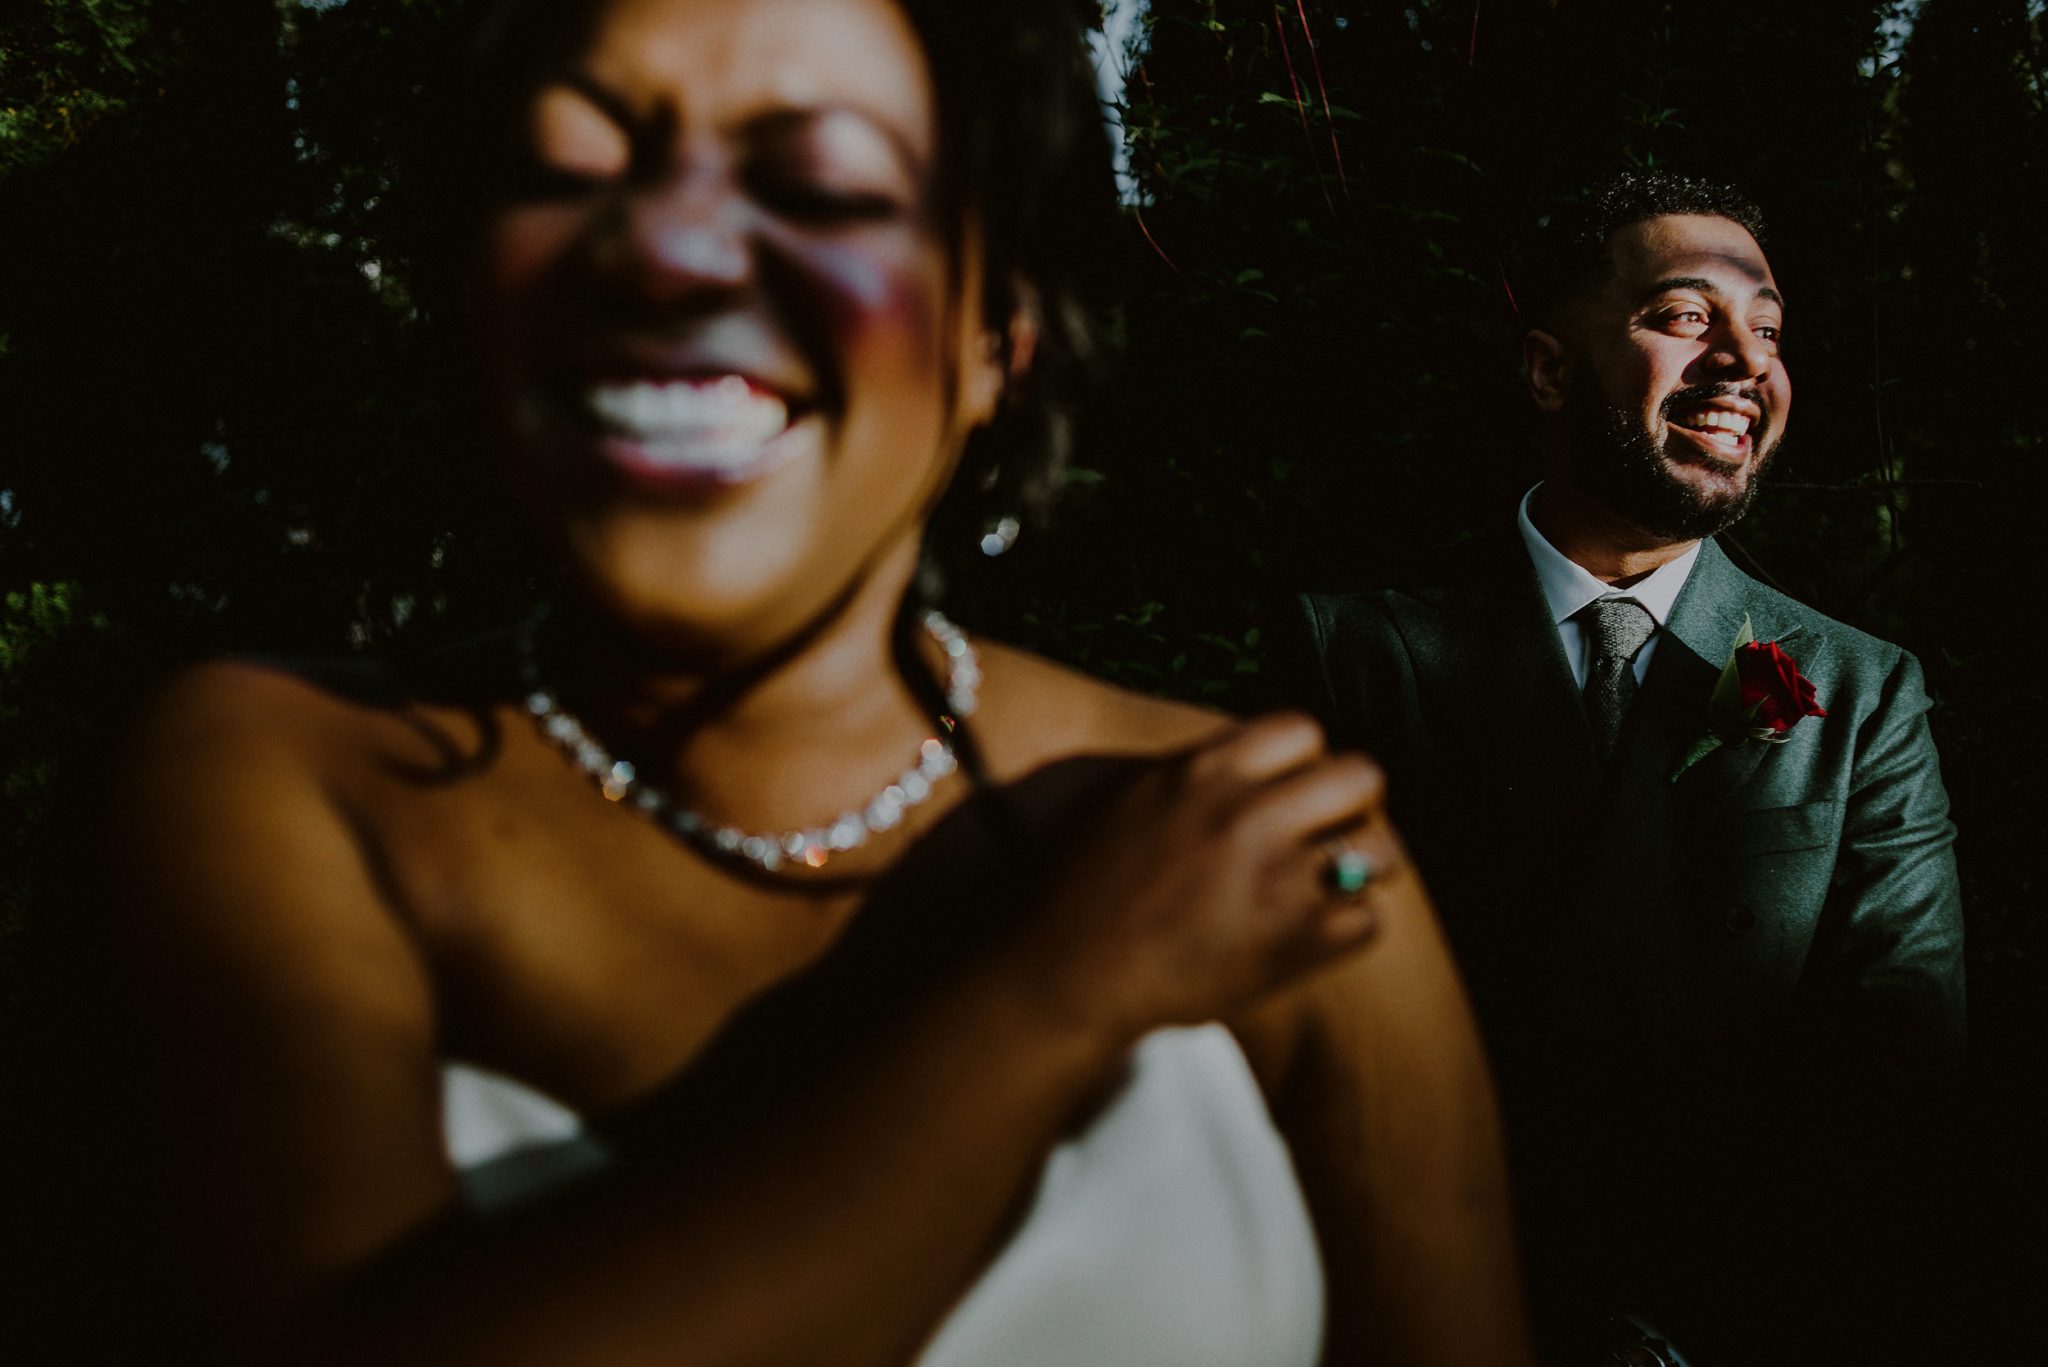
[797,235,950,366]
[476,204,588,323]
[471,208,579,407]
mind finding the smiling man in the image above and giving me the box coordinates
[1288,173,1964,1366]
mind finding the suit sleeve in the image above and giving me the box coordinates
[1243,593,1361,739]
[1697,650,1969,1366]
[1820,646,1966,1070]
[1263,592,1421,767]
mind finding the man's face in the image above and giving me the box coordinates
[1539,213,1791,543]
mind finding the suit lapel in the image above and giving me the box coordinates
[1622,538,1806,817]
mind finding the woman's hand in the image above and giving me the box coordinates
[1010,712,1395,1044]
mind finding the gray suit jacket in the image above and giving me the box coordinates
[1293,533,1964,1364]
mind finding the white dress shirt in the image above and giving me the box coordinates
[1517,485,1702,689]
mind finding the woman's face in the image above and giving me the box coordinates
[475,0,1003,657]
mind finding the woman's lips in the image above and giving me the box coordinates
[545,374,811,492]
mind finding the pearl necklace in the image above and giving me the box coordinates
[517,608,981,874]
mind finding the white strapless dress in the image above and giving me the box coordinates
[442,1024,1324,1365]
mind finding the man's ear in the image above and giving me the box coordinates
[961,280,1041,429]
[1522,329,1570,413]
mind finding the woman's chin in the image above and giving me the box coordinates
[558,546,804,658]
[548,523,910,669]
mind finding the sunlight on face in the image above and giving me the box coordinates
[474,0,1003,660]
[1560,214,1793,541]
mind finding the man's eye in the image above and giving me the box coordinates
[1662,309,1709,331]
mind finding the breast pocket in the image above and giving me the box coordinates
[1723,798,1841,859]
[1689,798,1844,989]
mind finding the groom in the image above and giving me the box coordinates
[1288,173,1964,1365]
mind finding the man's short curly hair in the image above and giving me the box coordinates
[1514,170,1768,330]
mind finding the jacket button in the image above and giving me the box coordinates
[1725,904,1757,937]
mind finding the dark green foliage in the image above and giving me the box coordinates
[0,0,152,178]
[999,2,2048,1072]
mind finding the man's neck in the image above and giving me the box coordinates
[1529,481,1698,588]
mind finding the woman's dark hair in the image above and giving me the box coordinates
[409,0,1122,589]
[896,0,1122,582]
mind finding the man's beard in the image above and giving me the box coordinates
[1564,383,1780,542]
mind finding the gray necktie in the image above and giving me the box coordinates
[1578,597,1658,757]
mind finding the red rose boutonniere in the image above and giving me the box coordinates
[1671,615,1828,781]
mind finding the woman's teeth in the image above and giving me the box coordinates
[583,377,791,469]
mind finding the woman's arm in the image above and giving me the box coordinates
[1256,832,1535,1367]
[115,667,1382,1366]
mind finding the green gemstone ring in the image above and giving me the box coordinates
[1325,846,1376,898]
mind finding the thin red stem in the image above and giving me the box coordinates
[1133,208,1182,275]
[1272,5,1336,216]
[1292,0,1348,195]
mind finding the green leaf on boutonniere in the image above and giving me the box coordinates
[1671,615,1756,783]
[1674,732,1724,777]
[1708,614,1755,714]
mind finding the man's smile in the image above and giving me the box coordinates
[1663,392,1765,463]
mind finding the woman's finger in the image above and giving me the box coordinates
[1237,751,1388,849]
[1277,818,1404,945]
[1182,712,1326,788]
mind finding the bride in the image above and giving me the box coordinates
[104,0,1532,1361]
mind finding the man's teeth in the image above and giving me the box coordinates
[1676,408,1751,438]
[584,377,791,468]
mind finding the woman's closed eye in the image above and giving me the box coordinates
[748,109,925,225]
[748,173,906,223]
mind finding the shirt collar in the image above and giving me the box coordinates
[1516,484,1702,628]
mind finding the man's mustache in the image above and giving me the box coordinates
[1661,384,1773,445]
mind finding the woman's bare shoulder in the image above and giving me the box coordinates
[114,657,461,970]
[113,660,460,1323]
[973,640,1238,774]
[127,654,494,787]
[119,658,425,922]
[132,657,362,750]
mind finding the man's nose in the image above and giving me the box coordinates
[1699,319,1775,382]
[608,169,752,300]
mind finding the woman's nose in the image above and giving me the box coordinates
[609,169,752,299]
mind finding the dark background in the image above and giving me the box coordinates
[3,0,2041,1354]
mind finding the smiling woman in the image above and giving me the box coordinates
[473,0,976,657]
[89,1,1534,1364]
